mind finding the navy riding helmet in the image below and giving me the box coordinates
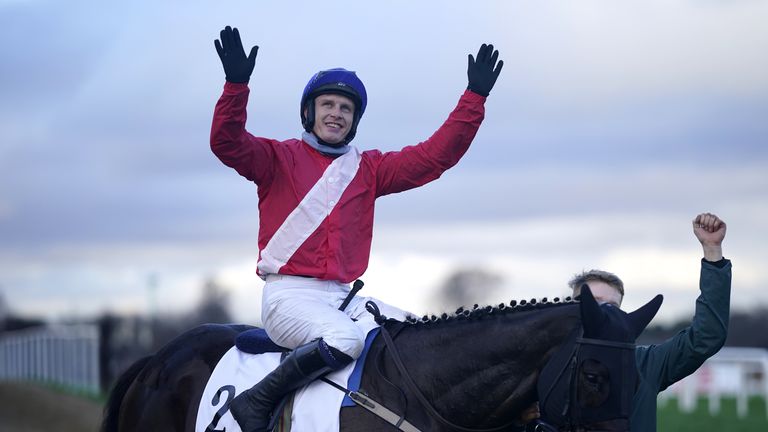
[300,68,367,145]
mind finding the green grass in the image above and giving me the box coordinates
[658,396,768,431]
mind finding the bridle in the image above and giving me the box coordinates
[537,329,636,432]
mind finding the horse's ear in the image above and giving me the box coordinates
[579,284,604,336]
[626,294,664,339]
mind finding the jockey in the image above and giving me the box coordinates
[211,26,503,432]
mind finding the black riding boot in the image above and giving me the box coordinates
[228,338,352,432]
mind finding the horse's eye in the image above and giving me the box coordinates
[585,373,599,384]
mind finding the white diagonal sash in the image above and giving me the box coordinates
[258,147,362,276]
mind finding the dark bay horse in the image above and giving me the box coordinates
[102,287,662,432]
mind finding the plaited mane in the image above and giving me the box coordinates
[402,296,577,326]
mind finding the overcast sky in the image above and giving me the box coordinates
[1,0,767,326]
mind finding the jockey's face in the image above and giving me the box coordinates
[311,93,355,145]
[579,281,623,308]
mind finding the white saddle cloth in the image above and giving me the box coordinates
[195,318,378,432]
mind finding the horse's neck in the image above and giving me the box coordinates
[388,304,581,428]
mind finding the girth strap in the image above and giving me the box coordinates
[349,391,422,432]
[320,377,422,432]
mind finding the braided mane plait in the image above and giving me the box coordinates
[403,296,577,326]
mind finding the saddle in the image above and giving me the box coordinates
[233,326,380,409]
[194,320,379,432]
[234,328,288,354]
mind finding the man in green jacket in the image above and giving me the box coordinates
[569,212,731,431]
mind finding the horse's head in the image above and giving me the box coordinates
[538,286,663,431]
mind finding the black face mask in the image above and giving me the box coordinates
[537,285,662,431]
[537,332,636,430]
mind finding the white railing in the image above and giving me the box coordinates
[0,324,100,394]
[658,346,768,419]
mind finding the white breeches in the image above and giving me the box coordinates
[261,275,412,359]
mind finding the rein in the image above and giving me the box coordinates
[367,301,526,432]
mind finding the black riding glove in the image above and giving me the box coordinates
[214,26,258,84]
[466,43,503,97]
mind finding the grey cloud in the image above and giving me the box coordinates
[373,162,768,225]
